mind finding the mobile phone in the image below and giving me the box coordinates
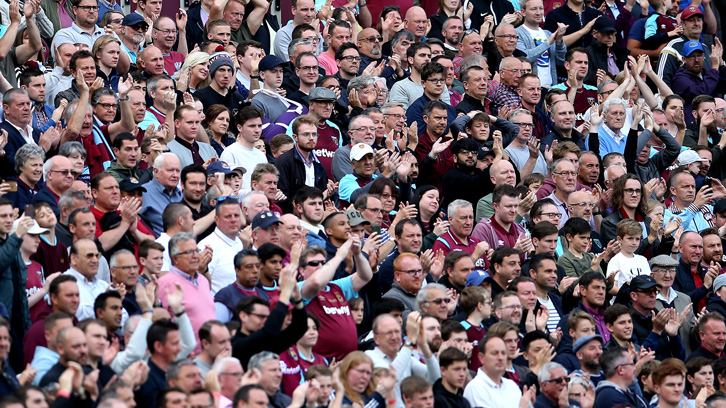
[24,204,34,218]
[6,181,16,192]
[372,225,381,234]
[703,178,712,188]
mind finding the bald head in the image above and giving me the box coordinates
[490,160,516,186]
[405,7,427,39]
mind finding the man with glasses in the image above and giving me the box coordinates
[594,346,648,408]
[158,232,215,354]
[491,24,526,67]
[32,156,75,218]
[535,362,571,408]
[490,56,523,112]
[119,14,149,65]
[505,109,547,177]
[567,189,603,252]
[357,27,404,88]
[287,52,321,106]
[543,158,577,227]
[650,255,696,355]
[331,115,375,181]
[107,249,141,317]
[151,16,188,77]
[282,37,318,97]
[64,238,108,320]
[628,275,686,361]
[334,43,362,93]
[51,0,118,65]
[273,0,323,61]
[407,62,456,135]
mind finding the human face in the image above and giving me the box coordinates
[57,44,77,72]
[524,0,544,25]
[352,154,375,178]
[396,223,422,254]
[577,153,599,185]
[261,253,283,284]
[495,253,521,284]
[442,19,463,46]
[395,256,424,294]
[309,100,333,120]
[405,8,428,39]
[541,367,568,403]
[209,24,231,45]
[418,189,439,218]
[111,251,139,290]
[565,51,589,80]
[115,139,139,168]
[22,75,46,103]
[421,289,449,321]
[85,322,108,360]
[703,233,723,264]
[98,41,120,70]
[60,328,88,364]
[406,389,434,408]
[20,233,41,255]
[567,191,594,221]
[70,211,97,241]
[516,280,537,310]
[203,324,231,362]
[298,196,323,225]
[671,173,696,206]
[34,206,56,230]
[511,112,533,142]
[459,32,483,57]
[141,248,164,276]
[423,73,445,97]
[373,314,404,357]
[51,281,80,315]
[155,155,181,189]
[325,213,351,243]
[619,233,641,256]
[128,90,147,123]
[593,29,616,48]
[294,123,318,154]
[518,76,541,108]
[664,98,684,124]
[655,375,685,407]
[338,49,361,76]
[493,195,519,225]
[391,34,412,58]
[532,259,558,291]
[4,92,32,127]
[252,173,279,203]
[330,26,352,53]
[683,15,703,40]
[480,337,507,377]
[171,239,201,274]
[233,255,260,288]
[631,287,658,312]
[607,312,633,342]
[451,256,475,289]
[347,362,373,394]
[223,0,244,30]
[71,240,100,278]
[0,327,11,361]
[409,46,432,74]
[495,295,523,325]
[568,232,591,254]
[702,319,726,353]
[580,280,606,308]
[216,204,242,239]
[209,110,230,137]
[292,0,315,24]
[357,28,382,57]
[296,55,319,87]
[23,388,49,408]
[689,365,714,390]
[73,56,97,86]
[384,105,406,133]
[441,360,468,390]
[552,101,575,131]
[240,46,262,72]
[449,206,474,239]
[238,117,263,145]
[74,0,99,28]
[499,59,522,87]
[604,103,626,132]
[424,107,448,137]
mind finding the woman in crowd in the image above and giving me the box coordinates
[6,144,46,212]
[339,351,396,408]
[203,105,235,156]
[177,52,211,93]
[58,142,89,184]
[93,35,122,92]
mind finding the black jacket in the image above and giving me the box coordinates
[600,210,658,257]
[441,166,493,210]
[433,378,471,408]
[674,259,710,306]
[185,2,206,50]
[707,296,726,319]
[1,120,43,172]
[274,147,328,213]
[540,126,587,153]
[585,41,629,86]
[543,4,604,49]
[624,127,680,184]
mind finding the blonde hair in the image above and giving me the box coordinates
[92,35,121,63]
[176,51,211,89]
[339,351,375,405]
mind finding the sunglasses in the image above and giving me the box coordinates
[305,260,326,267]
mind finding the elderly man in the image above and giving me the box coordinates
[198,197,243,295]
[64,239,108,321]
[213,357,245,407]
[433,200,489,270]
[138,74,176,131]
[650,254,696,354]
[674,231,719,310]
[331,115,375,181]
[157,232,215,353]
[37,327,89,387]
[366,313,440,405]
[31,156,74,218]
[664,169,726,233]
[534,362,571,408]
[577,151,600,188]
[596,97,630,158]
[489,57,523,111]
[119,14,148,65]
[545,158,578,227]
[414,283,451,321]
[3,89,59,170]
[140,153,183,235]
[151,16,187,75]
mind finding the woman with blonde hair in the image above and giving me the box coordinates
[92,35,122,91]
[176,51,210,93]
[339,351,397,408]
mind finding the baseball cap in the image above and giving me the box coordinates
[118,177,147,192]
[630,275,662,291]
[11,219,48,236]
[714,274,726,294]
[649,254,679,269]
[683,40,705,57]
[573,334,603,353]
[345,209,370,227]
[207,161,233,175]
[593,17,617,34]
[259,55,285,72]
[252,211,282,230]
[122,14,149,29]
[681,6,704,20]
[478,146,495,160]
[350,143,374,161]
[309,87,338,102]
[466,270,491,287]
[677,149,708,166]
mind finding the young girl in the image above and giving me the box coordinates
[31,202,70,277]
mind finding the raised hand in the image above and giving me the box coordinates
[176,8,187,31]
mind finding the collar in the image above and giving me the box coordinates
[171,266,198,285]
[294,145,318,165]
[601,123,627,143]
[150,177,179,195]
[583,304,605,317]
[174,135,198,151]
[212,227,241,246]
[657,287,678,304]
[6,119,34,138]
[71,22,104,36]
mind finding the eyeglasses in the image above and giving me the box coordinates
[496,34,519,40]
[97,102,117,110]
[360,35,383,43]
[426,78,445,84]
[384,113,406,120]
[600,89,615,97]
[83,253,101,259]
[248,312,269,319]
[50,169,78,177]
[685,54,705,60]
[513,122,534,128]
[351,126,376,132]
[554,171,577,177]
[305,260,326,267]
[624,188,642,196]
[652,268,676,275]
[155,28,178,36]
[498,304,523,310]
[464,28,479,35]
[617,362,635,368]
[540,212,562,219]
[398,269,424,276]
[302,36,319,43]
[177,249,201,257]
[110,18,123,24]
[341,56,362,62]
[570,202,595,208]
[546,377,567,384]
[428,298,452,305]
[77,5,99,11]
[458,150,477,156]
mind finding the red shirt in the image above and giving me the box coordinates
[461,320,486,372]
[432,231,489,270]
[313,123,342,181]
[25,260,45,322]
[163,52,185,77]
[306,283,358,360]
[490,218,519,249]
[556,84,598,126]
[279,345,328,396]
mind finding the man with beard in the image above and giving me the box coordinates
[516,0,565,89]
[422,314,443,353]
[38,327,89,387]
[276,116,328,212]
[319,21,351,75]
[196,55,246,118]
[702,228,726,271]
[108,133,151,184]
[119,15,148,66]
[151,17,187,76]
[296,88,342,181]
[357,27,405,89]
[672,41,726,125]
[656,6,714,88]
[572,334,604,384]
[550,49,598,127]
[683,95,721,149]
[293,187,326,248]
[441,17,463,59]
[649,255,696,355]
[390,43,435,110]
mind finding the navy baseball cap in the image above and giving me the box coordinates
[258,55,285,72]
[252,211,282,229]
[122,14,148,29]
[207,161,232,175]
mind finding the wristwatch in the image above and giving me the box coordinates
[404,340,416,348]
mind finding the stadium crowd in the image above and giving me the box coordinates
[0,0,726,407]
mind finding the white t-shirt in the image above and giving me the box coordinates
[220,142,268,195]
[608,252,652,288]
[521,25,552,87]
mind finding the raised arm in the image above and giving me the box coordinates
[300,239,353,299]
[0,0,21,62]
[107,75,136,141]
[349,236,373,292]
[14,0,42,64]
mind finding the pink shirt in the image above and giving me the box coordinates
[318,52,338,75]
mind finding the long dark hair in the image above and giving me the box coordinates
[610,174,648,215]
[412,185,442,235]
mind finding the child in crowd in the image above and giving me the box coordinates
[558,217,603,278]
[608,219,652,289]
[30,202,70,277]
